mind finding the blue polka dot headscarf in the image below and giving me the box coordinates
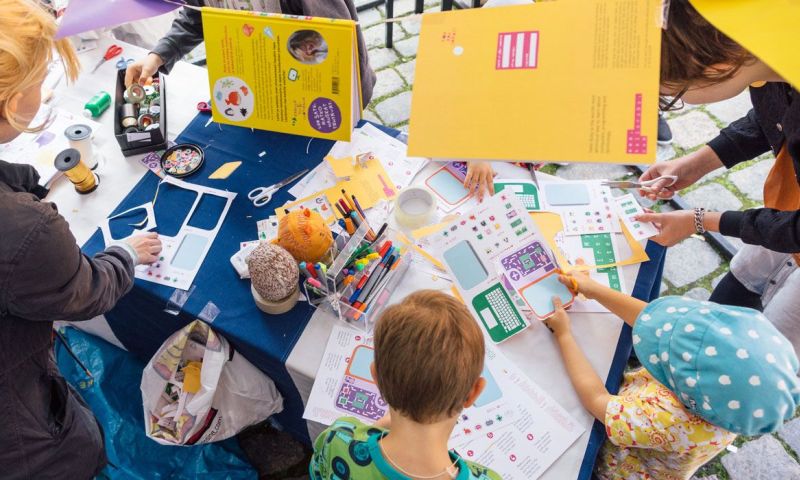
[633,296,800,435]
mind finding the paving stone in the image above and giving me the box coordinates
[374,91,412,126]
[670,111,721,150]
[664,237,722,288]
[356,6,383,27]
[728,159,775,203]
[554,163,630,181]
[400,15,422,35]
[707,90,753,125]
[778,417,800,457]
[372,68,406,100]
[697,165,727,183]
[721,435,800,480]
[660,281,669,295]
[684,287,711,301]
[683,183,743,212]
[379,0,421,17]
[362,24,387,49]
[368,47,399,71]
[395,59,416,85]
[657,143,676,162]
[394,35,420,58]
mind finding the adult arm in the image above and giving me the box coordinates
[707,109,773,169]
[719,209,800,253]
[151,1,205,74]
[0,160,48,198]
[7,203,135,322]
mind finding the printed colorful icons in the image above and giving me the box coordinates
[160,143,204,178]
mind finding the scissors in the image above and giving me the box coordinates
[601,175,678,191]
[116,57,134,69]
[248,169,309,207]
[91,44,123,73]
[197,101,212,113]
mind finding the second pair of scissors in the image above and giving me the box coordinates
[248,169,309,207]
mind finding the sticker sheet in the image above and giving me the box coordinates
[613,193,658,241]
[540,180,621,236]
[494,179,542,212]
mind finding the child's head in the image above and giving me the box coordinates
[633,296,800,435]
[373,290,486,424]
[660,1,768,105]
[0,0,79,141]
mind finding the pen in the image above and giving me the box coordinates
[335,202,348,218]
[370,223,388,246]
[342,189,356,212]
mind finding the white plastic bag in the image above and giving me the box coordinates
[142,320,283,445]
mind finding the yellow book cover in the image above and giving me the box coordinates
[407,0,662,164]
[201,8,363,140]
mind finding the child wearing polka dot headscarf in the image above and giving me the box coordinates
[543,271,800,480]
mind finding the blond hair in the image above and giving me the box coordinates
[0,0,80,132]
[374,290,485,423]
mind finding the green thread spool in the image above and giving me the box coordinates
[82,91,111,118]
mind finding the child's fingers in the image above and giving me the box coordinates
[552,296,564,310]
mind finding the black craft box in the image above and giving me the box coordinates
[113,69,168,156]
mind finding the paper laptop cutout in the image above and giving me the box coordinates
[334,345,387,421]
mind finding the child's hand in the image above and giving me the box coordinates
[543,297,571,338]
[464,161,496,201]
[125,53,164,87]
[559,260,602,299]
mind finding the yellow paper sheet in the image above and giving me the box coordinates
[276,156,398,220]
[530,212,649,271]
[690,0,800,90]
[408,1,662,164]
[326,155,358,178]
[208,161,242,179]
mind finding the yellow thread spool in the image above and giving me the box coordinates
[55,148,98,194]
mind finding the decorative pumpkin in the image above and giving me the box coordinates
[273,208,333,263]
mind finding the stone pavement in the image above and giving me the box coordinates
[357,2,794,479]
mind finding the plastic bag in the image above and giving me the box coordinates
[142,320,283,445]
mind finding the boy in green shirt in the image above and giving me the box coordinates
[309,290,501,480]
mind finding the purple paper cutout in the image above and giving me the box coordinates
[56,0,181,39]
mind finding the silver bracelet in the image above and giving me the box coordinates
[694,207,707,234]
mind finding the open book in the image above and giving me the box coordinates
[202,9,363,141]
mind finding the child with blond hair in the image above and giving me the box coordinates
[544,271,800,480]
[310,290,500,479]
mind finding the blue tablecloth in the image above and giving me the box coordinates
[82,112,397,443]
[83,111,666,476]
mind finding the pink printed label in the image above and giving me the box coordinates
[496,31,539,70]
[626,93,648,154]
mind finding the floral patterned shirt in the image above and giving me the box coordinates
[595,368,736,480]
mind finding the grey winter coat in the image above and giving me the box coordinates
[0,161,135,479]
[151,0,377,105]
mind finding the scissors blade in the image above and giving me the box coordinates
[601,180,640,189]
[526,163,540,189]
[272,168,309,189]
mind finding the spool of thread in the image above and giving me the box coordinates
[54,148,98,194]
[82,91,111,118]
[395,186,437,229]
[64,124,96,170]
[121,103,138,128]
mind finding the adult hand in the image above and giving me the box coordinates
[124,53,164,87]
[126,232,162,265]
[638,146,724,201]
[543,297,571,338]
[464,161,496,202]
[635,210,696,247]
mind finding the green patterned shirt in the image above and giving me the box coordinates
[310,417,502,480]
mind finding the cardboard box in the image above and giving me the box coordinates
[113,69,168,156]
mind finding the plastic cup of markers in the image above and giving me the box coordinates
[160,143,204,178]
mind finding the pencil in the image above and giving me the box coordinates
[342,189,357,212]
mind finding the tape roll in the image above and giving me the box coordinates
[54,148,98,194]
[125,83,146,103]
[395,186,437,229]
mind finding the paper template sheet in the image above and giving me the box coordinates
[0,106,101,184]
[540,180,621,236]
[304,326,583,479]
[408,0,662,163]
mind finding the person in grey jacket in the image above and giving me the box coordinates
[0,3,162,476]
[125,0,377,105]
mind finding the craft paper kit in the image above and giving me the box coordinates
[613,193,659,241]
[424,162,472,212]
[408,0,662,163]
[100,176,236,290]
[202,9,362,140]
[304,326,583,480]
[437,193,574,343]
[541,180,620,236]
[494,179,541,211]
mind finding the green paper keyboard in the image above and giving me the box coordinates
[472,282,527,343]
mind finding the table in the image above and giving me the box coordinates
[54,38,665,479]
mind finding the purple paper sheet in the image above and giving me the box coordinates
[56,0,182,39]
